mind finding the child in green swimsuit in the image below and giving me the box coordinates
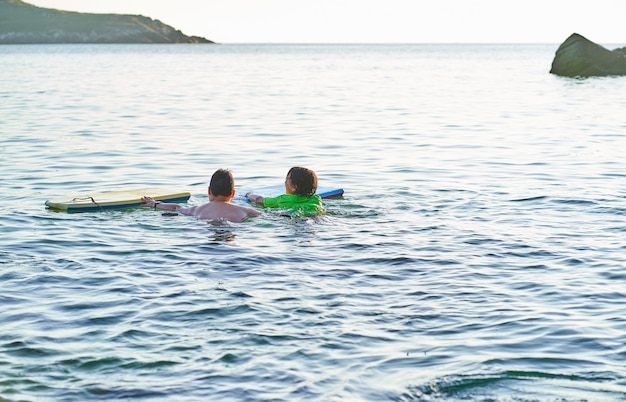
[245,166,324,216]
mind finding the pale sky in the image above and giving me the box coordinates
[27,0,626,45]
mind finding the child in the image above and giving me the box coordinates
[142,169,260,223]
[245,166,324,216]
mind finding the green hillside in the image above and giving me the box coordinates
[0,0,213,43]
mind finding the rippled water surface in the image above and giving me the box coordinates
[2,44,626,401]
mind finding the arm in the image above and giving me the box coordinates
[245,192,264,206]
[142,196,195,215]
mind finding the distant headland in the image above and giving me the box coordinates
[0,0,214,44]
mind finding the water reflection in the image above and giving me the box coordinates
[206,218,237,243]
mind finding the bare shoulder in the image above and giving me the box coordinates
[248,209,261,217]
[242,205,261,216]
[229,203,260,218]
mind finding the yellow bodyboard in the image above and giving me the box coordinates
[45,187,191,212]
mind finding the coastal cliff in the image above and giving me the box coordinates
[0,0,213,44]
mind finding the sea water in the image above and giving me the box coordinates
[1,43,626,401]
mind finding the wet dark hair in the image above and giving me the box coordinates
[210,168,234,197]
[287,166,317,197]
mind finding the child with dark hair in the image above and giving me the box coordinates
[142,169,260,222]
[245,166,324,216]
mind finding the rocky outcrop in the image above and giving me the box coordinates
[0,0,213,44]
[550,33,626,77]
